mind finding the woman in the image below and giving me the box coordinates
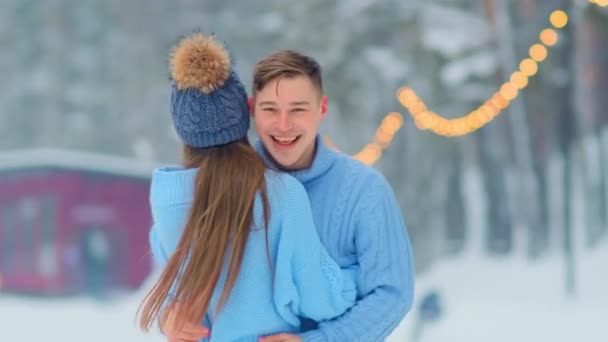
[138,33,356,341]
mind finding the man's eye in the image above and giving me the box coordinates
[263,108,277,112]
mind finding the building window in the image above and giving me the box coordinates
[2,202,15,273]
[41,196,56,244]
[39,195,57,277]
[19,197,38,273]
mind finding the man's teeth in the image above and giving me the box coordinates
[274,137,297,143]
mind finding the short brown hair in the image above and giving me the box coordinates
[252,50,323,96]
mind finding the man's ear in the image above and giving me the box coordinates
[321,96,328,116]
[248,97,254,116]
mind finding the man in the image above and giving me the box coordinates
[156,50,415,341]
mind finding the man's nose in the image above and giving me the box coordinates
[276,113,293,131]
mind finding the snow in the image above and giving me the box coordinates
[66,112,94,136]
[441,50,497,87]
[337,0,376,19]
[387,241,608,342]
[421,4,492,58]
[259,12,284,33]
[29,66,53,93]
[461,166,487,257]
[581,133,601,188]
[0,148,154,178]
[0,272,165,342]
[364,47,409,85]
[2,240,606,342]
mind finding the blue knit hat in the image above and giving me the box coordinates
[169,33,249,148]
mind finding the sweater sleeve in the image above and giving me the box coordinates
[292,243,357,322]
[300,175,415,342]
[273,178,357,326]
[149,224,170,268]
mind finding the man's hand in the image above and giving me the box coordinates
[258,333,302,342]
[160,304,209,342]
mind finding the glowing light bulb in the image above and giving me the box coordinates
[520,58,539,76]
[530,44,548,62]
[550,10,568,28]
[540,29,559,46]
[510,71,529,89]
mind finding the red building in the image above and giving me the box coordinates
[0,148,154,296]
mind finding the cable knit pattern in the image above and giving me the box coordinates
[256,135,415,342]
[149,167,356,342]
[170,71,250,147]
[320,255,338,283]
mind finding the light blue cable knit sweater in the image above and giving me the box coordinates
[148,167,356,342]
[257,136,415,342]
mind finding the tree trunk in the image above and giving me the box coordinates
[574,4,608,247]
[476,122,513,255]
[554,0,577,297]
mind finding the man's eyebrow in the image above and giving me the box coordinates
[289,101,310,106]
[258,101,277,106]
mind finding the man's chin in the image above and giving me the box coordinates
[273,159,300,171]
[270,155,303,171]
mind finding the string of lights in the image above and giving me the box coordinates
[345,0,606,165]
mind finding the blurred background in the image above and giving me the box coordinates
[0,0,607,341]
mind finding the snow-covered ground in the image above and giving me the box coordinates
[388,241,608,342]
[2,241,606,342]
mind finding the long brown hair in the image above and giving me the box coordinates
[138,138,270,331]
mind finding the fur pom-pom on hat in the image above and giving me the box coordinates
[168,32,250,149]
[170,33,231,94]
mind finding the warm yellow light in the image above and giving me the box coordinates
[463,114,476,131]
[540,29,559,46]
[397,87,418,107]
[500,83,518,100]
[397,87,415,100]
[550,10,568,28]
[453,118,471,136]
[413,119,427,130]
[387,112,404,127]
[478,106,495,122]
[409,101,428,116]
[484,101,500,117]
[386,5,607,141]
[520,58,539,76]
[414,112,431,130]
[377,122,392,137]
[355,143,382,165]
[323,136,340,151]
[384,124,400,136]
[467,112,484,130]
[491,93,510,109]
[367,144,382,163]
[530,44,548,62]
[354,153,371,165]
[447,118,461,136]
[589,0,608,7]
[433,119,451,136]
[375,130,391,146]
[429,112,444,129]
[510,71,529,89]
[383,112,404,133]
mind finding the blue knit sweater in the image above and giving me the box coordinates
[148,167,357,342]
[257,136,415,341]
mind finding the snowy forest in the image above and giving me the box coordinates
[0,0,607,341]
[2,0,606,269]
